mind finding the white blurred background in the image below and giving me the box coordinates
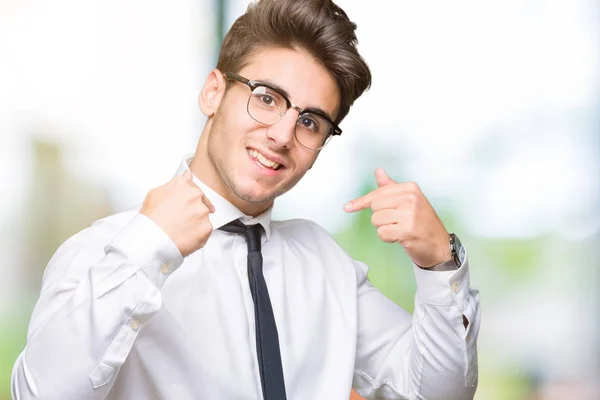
[1,0,598,398]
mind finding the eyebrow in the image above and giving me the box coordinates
[259,78,336,122]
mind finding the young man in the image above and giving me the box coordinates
[12,0,480,399]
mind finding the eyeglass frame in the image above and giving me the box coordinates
[222,71,342,150]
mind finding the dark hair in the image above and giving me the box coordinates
[216,0,371,124]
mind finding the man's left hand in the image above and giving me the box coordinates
[344,168,451,268]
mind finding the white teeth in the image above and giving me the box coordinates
[248,149,280,170]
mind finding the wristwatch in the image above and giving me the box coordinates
[449,233,462,267]
[428,233,462,271]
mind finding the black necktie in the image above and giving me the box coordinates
[220,220,287,400]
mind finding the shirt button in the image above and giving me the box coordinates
[452,281,460,293]
[131,320,140,330]
[160,262,171,274]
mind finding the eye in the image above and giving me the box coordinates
[252,86,281,109]
[258,95,276,107]
[298,116,319,132]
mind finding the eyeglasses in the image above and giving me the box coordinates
[223,72,342,151]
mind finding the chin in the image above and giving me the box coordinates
[230,180,276,204]
[235,189,276,205]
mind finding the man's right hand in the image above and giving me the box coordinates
[140,169,215,257]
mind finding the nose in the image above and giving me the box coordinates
[265,109,297,149]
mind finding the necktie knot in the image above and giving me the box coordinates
[219,219,263,253]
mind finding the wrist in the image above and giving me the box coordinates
[418,233,462,271]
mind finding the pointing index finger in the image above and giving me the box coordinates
[344,190,378,212]
[344,180,412,212]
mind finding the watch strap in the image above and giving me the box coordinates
[427,258,460,271]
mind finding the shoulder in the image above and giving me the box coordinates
[40,206,142,287]
[65,206,141,247]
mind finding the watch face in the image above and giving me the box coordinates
[450,233,463,267]
[453,235,462,252]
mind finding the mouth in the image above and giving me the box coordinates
[247,148,285,171]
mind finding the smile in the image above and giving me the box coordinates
[247,148,282,170]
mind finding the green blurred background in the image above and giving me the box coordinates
[1,0,598,399]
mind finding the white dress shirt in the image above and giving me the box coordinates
[12,154,480,400]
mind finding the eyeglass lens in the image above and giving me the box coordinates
[248,85,332,150]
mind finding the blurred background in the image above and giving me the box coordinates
[1,0,598,399]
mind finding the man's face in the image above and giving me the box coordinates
[205,47,340,212]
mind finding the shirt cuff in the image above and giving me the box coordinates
[413,246,470,307]
[105,213,184,289]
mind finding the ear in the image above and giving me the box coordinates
[198,69,227,117]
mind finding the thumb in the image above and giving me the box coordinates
[183,169,193,181]
[375,167,394,187]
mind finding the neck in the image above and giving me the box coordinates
[190,126,273,217]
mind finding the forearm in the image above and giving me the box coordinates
[12,257,158,398]
[353,254,480,400]
[354,304,478,400]
[11,215,182,399]
[410,256,480,400]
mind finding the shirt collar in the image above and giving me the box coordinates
[174,154,273,239]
